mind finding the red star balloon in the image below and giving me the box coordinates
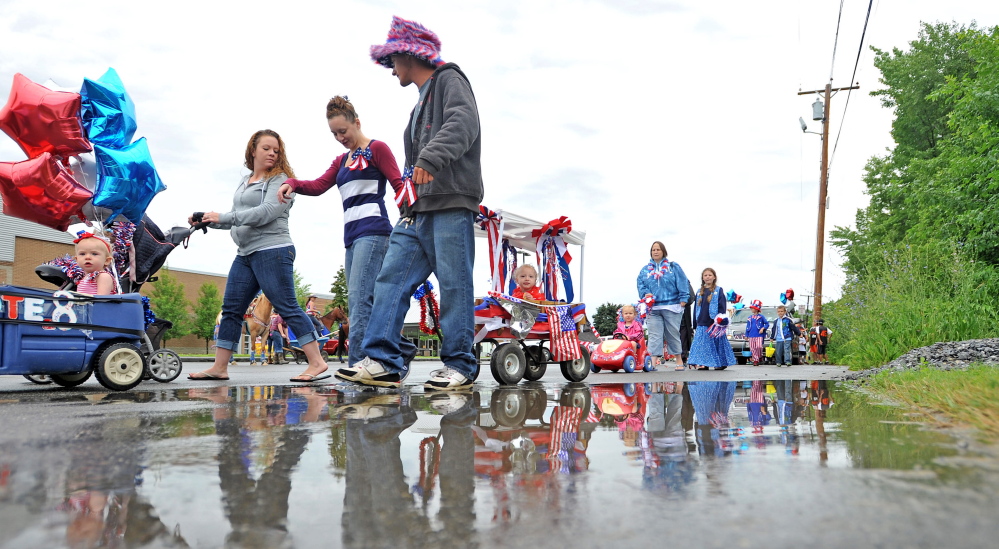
[0,152,93,231]
[0,73,92,159]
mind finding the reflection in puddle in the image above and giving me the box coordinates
[0,380,985,547]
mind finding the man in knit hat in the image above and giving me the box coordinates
[336,16,483,391]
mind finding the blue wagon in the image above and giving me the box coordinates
[0,285,148,391]
[284,325,331,364]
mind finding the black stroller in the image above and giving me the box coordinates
[30,215,204,385]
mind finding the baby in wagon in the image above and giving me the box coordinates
[72,231,117,295]
[511,264,545,302]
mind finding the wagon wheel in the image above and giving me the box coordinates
[147,349,183,383]
[491,387,528,428]
[50,370,92,388]
[523,346,548,381]
[94,343,146,391]
[559,382,592,414]
[489,343,526,385]
[559,345,591,382]
[321,350,330,362]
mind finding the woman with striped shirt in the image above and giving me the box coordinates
[278,96,403,367]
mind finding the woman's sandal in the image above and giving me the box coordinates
[675,364,685,371]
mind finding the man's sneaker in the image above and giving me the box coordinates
[427,392,471,415]
[334,357,402,388]
[425,367,473,391]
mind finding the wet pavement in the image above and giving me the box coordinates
[1,362,997,548]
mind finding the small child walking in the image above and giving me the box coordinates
[768,305,799,367]
[745,299,769,366]
[511,264,545,301]
[73,231,117,294]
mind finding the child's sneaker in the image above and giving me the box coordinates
[334,357,402,388]
[425,367,473,391]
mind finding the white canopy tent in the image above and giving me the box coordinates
[473,209,587,302]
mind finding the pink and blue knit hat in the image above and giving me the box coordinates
[370,16,445,68]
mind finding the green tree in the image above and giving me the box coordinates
[832,21,986,275]
[147,268,192,344]
[293,270,311,309]
[193,283,223,353]
[592,302,623,337]
[327,265,348,314]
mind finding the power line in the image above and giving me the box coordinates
[830,0,875,168]
[829,0,846,81]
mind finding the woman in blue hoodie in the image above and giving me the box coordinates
[637,241,690,371]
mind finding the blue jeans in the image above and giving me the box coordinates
[217,246,319,352]
[344,234,389,366]
[647,308,682,356]
[361,209,475,376]
[774,338,793,364]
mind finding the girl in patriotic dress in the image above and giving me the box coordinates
[73,232,117,294]
[278,96,405,367]
[687,268,736,370]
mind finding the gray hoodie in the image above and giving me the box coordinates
[406,63,483,213]
[212,173,295,255]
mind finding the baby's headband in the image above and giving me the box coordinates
[73,231,113,254]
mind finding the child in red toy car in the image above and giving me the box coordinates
[614,304,644,343]
[511,264,545,301]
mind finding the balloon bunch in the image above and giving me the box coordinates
[726,289,745,310]
[0,69,165,231]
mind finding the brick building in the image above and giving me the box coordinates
[0,213,334,354]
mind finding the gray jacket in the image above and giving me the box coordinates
[212,173,294,256]
[406,63,483,213]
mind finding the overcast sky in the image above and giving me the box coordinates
[2,0,996,316]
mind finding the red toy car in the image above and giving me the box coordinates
[589,334,654,373]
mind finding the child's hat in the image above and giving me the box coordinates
[750,299,762,310]
[370,16,446,68]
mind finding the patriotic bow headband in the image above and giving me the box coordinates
[73,230,112,253]
[395,165,417,208]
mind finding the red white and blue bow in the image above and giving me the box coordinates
[532,216,574,302]
[476,206,506,293]
[348,146,372,171]
[637,295,655,319]
[395,165,417,208]
[707,314,730,338]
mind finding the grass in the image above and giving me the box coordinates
[824,244,999,369]
[865,364,999,441]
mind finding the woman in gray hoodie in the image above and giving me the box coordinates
[187,129,330,383]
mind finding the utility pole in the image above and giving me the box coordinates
[798,82,859,323]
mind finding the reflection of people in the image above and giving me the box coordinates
[278,96,403,368]
[687,381,737,458]
[644,384,695,494]
[338,392,478,548]
[337,16,483,390]
[188,129,328,382]
[688,267,736,371]
[637,241,690,370]
[511,264,544,301]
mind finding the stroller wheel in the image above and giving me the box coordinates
[147,349,183,382]
[94,343,146,391]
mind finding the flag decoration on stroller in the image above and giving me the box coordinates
[546,304,581,362]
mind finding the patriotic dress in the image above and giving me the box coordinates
[688,286,736,369]
[285,139,403,247]
[75,270,117,294]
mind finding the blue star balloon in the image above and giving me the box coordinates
[93,137,165,222]
[80,68,137,148]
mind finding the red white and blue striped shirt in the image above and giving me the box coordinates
[286,139,403,247]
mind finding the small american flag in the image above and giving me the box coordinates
[546,305,581,362]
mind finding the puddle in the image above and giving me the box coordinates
[0,380,995,548]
